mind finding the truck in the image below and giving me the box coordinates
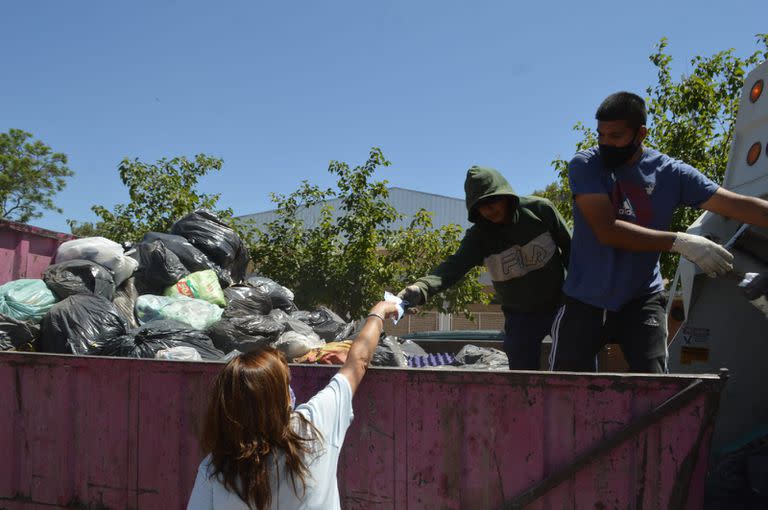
[1,58,767,509]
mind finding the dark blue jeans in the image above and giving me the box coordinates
[503,308,558,370]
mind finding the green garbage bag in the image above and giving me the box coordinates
[0,279,58,323]
[163,269,226,307]
[136,295,223,330]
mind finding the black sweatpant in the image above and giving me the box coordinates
[548,292,668,374]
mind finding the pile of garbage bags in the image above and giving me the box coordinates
[0,210,365,363]
[1,210,508,371]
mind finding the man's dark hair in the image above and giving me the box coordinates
[595,92,647,129]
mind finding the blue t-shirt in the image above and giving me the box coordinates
[563,147,719,311]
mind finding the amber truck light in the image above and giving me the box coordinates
[750,79,763,103]
[747,142,761,166]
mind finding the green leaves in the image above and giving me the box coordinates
[0,129,73,223]
[69,154,233,244]
[249,148,488,319]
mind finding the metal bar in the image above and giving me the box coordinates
[500,373,725,510]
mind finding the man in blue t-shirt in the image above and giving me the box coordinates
[549,91,768,373]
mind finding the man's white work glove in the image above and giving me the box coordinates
[671,232,734,278]
[396,285,424,307]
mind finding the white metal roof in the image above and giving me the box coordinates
[237,187,473,232]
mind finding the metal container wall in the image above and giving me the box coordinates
[0,220,75,285]
[0,352,722,509]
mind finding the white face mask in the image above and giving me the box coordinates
[289,385,296,410]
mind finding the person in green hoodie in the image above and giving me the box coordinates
[397,166,571,370]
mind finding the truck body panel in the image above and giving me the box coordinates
[0,351,721,509]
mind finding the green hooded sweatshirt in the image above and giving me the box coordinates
[414,166,571,313]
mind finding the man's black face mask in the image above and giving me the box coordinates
[599,129,640,168]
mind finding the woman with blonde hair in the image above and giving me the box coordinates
[187,300,400,509]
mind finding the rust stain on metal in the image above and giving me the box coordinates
[14,367,21,411]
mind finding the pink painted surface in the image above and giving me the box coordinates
[0,220,76,285]
[0,352,721,509]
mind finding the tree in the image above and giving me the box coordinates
[248,148,489,319]
[0,129,73,223]
[541,35,768,278]
[69,154,236,243]
[532,180,573,225]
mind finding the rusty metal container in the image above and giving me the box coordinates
[0,220,76,285]
[0,351,724,509]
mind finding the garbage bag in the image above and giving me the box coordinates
[271,308,324,358]
[0,279,58,323]
[113,277,139,329]
[55,237,138,286]
[135,295,223,330]
[169,210,249,283]
[207,314,284,354]
[135,239,189,290]
[400,339,428,358]
[94,320,223,360]
[43,260,116,301]
[156,346,202,361]
[246,276,297,312]
[164,269,226,307]
[221,349,242,362]
[269,308,291,324]
[452,344,509,370]
[40,295,127,355]
[372,335,408,367]
[0,313,40,351]
[222,286,272,318]
[142,232,233,287]
[290,307,353,342]
[273,330,324,360]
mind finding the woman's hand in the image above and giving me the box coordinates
[368,301,400,322]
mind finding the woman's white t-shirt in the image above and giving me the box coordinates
[187,373,354,509]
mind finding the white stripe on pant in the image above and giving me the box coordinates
[547,304,566,370]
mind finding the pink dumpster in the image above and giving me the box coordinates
[0,220,76,285]
[0,351,724,509]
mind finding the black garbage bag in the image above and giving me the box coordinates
[207,315,285,354]
[169,210,249,283]
[43,259,116,301]
[290,307,353,342]
[40,295,127,355]
[269,309,316,338]
[94,320,224,360]
[222,286,272,318]
[113,277,139,329]
[135,240,190,290]
[0,313,40,351]
[371,335,408,367]
[269,308,290,324]
[452,344,509,370]
[221,349,243,362]
[246,276,297,312]
[142,232,233,288]
[400,339,428,359]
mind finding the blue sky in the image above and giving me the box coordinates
[2,1,766,233]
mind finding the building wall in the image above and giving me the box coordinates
[384,303,505,336]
